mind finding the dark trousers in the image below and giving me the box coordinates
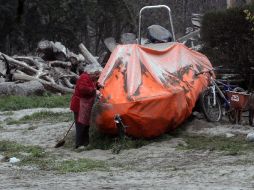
[74,113,89,148]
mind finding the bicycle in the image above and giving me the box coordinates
[196,68,245,122]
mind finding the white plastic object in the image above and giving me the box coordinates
[9,157,20,163]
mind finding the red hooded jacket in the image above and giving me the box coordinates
[70,72,96,124]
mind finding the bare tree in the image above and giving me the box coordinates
[246,0,254,4]
[227,0,237,8]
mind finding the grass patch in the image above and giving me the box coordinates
[0,111,14,116]
[178,135,254,155]
[89,122,151,151]
[53,159,108,173]
[0,140,45,159]
[88,134,149,151]
[87,134,151,152]
[0,140,107,173]
[6,111,73,125]
[0,122,3,129]
[21,157,107,173]
[0,94,71,111]
[88,127,173,153]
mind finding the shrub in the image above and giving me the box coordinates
[201,4,254,88]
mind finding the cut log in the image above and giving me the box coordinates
[67,52,85,63]
[79,43,100,66]
[50,67,74,83]
[0,77,5,83]
[104,37,117,52]
[12,73,74,94]
[120,33,136,44]
[63,78,74,88]
[43,75,56,83]
[0,81,45,96]
[49,61,72,68]
[59,74,79,79]
[191,14,203,28]
[0,53,38,74]
[0,60,7,77]
[177,29,200,43]
[13,56,45,70]
[83,63,102,73]
[13,56,37,66]
[53,42,67,55]
[37,40,67,61]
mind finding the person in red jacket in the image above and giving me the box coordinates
[70,70,97,148]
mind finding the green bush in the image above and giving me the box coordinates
[201,4,254,88]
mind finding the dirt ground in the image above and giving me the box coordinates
[1,109,254,190]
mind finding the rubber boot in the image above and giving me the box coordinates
[75,124,89,148]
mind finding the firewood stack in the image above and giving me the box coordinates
[0,41,102,95]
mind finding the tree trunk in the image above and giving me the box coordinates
[246,0,254,4]
[227,0,237,8]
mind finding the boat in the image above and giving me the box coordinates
[91,5,213,138]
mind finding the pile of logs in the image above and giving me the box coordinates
[0,41,102,95]
[0,33,142,96]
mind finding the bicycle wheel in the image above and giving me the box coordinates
[200,89,222,122]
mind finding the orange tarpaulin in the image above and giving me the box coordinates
[93,42,212,138]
